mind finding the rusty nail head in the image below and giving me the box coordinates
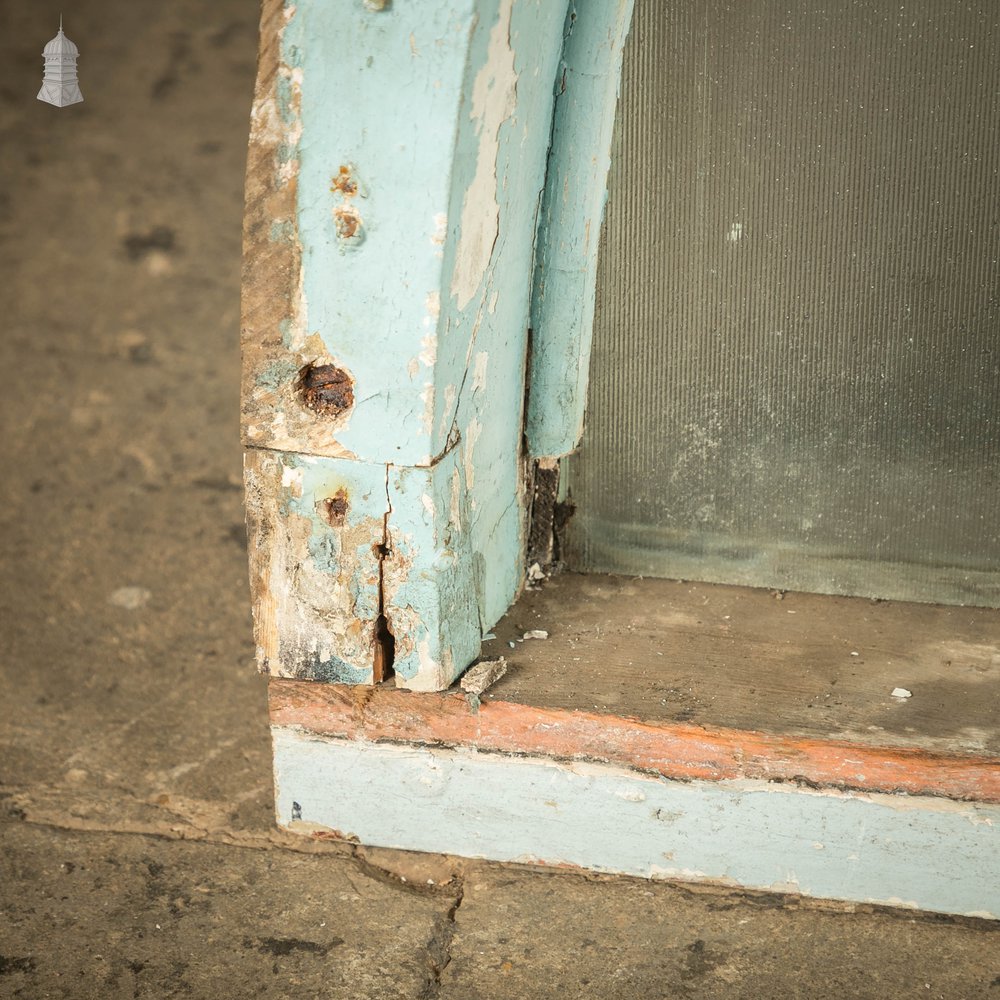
[296,362,355,417]
[320,489,349,526]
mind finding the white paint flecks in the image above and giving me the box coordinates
[463,417,482,489]
[419,331,438,367]
[431,211,448,247]
[280,464,304,492]
[420,382,435,435]
[424,290,441,324]
[439,384,457,437]
[416,637,437,677]
[616,787,646,803]
[450,0,517,309]
[109,587,151,610]
[727,221,744,242]
[471,351,489,392]
[449,467,463,533]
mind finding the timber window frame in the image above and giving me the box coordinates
[242,0,1000,920]
[241,0,634,692]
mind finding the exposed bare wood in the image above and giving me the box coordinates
[240,0,303,453]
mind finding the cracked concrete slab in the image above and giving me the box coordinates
[441,870,1000,1000]
[0,818,445,1000]
[1,1,999,998]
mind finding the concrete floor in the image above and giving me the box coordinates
[0,1,998,997]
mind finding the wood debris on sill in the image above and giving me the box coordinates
[460,656,508,713]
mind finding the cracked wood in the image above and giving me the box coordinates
[241,0,576,688]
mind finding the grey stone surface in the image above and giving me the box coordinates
[0,820,444,1000]
[0,1,998,998]
[444,871,1000,1000]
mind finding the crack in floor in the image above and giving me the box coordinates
[419,880,465,999]
[4,787,474,994]
[347,845,463,899]
[2,783,468,910]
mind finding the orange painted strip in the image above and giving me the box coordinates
[268,679,1000,804]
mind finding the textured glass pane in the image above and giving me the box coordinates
[564,0,1000,606]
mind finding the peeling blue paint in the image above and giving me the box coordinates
[274,730,1000,920]
[387,454,481,688]
[526,0,636,459]
[438,0,571,629]
[289,0,475,465]
[247,0,582,688]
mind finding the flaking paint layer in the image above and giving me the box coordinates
[272,729,1000,919]
[450,0,517,310]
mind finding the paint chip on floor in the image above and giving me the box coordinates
[109,586,152,609]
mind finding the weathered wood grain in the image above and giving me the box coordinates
[241,0,305,455]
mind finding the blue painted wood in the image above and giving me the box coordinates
[287,0,473,466]
[526,0,636,459]
[242,0,572,688]
[244,450,386,684]
[439,0,572,627]
[387,453,483,689]
[272,727,1000,919]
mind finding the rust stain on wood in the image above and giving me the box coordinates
[319,488,350,527]
[333,204,363,242]
[330,163,364,243]
[330,164,359,197]
[268,678,1000,803]
[240,1,357,457]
